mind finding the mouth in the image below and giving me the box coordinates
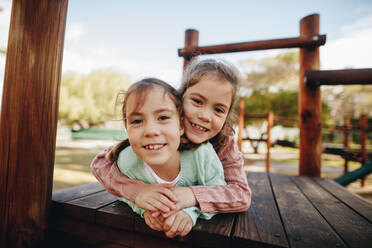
[190,121,208,132]
[143,144,166,150]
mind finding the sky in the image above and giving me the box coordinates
[1,0,372,97]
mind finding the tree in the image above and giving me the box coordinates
[238,89,331,126]
[240,51,299,91]
[322,85,372,123]
[58,69,131,129]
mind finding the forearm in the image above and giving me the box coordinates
[190,138,251,213]
[90,146,147,202]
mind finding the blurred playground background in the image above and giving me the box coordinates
[0,1,371,202]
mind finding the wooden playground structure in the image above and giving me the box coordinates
[1,1,371,247]
[237,111,371,174]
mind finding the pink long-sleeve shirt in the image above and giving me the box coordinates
[90,136,251,213]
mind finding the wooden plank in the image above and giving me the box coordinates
[178,34,326,57]
[108,228,195,248]
[60,190,117,222]
[232,172,288,248]
[52,182,104,203]
[314,177,372,222]
[292,176,372,248]
[100,199,232,247]
[51,217,109,247]
[96,201,135,231]
[178,213,235,248]
[0,0,68,246]
[270,173,347,248]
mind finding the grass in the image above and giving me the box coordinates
[53,147,98,192]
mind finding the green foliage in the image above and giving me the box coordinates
[238,89,331,126]
[240,51,299,91]
[238,51,331,126]
[58,69,131,129]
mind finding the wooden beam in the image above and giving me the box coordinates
[0,0,68,246]
[343,117,350,173]
[182,29,199,71]
[266,112,274,173]
[178,34,326,57]
[360,114,368,186]
[244,113,268,119]
[305,68,372,88]
[299,14,322,177]
[238,98,245,151]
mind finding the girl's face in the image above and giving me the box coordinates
[182,74,233,144]
[125,87,184,167]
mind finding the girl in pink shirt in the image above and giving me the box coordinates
[91,58,251,236]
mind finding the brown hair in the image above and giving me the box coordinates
[107,78,186,162]
[179,58,241,152]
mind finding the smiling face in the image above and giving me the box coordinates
[125,86,184,168]
[182,74,233,144]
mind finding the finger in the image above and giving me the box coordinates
[163,214,175,231]
[149,199,171,212]
[165,230,176,238]
[169,214,182,235]
[158,187,177,203]
[152,211,161,217]
[176,219,187,237]
[146,214,163,231]
[181,222,192,237]
[141,201,159,212]
[162,209,176,218]
[155,194,176,210]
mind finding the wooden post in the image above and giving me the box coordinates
[0,0,68,247]
[343,116,350,173]
[266,112,274,172]
[183,29,199,71]
[360,114,367,186]
[299,14,322,177]
[238,98,245,151]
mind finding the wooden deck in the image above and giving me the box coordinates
[51,172,372,248]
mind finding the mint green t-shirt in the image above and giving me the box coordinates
[117,142,226,225]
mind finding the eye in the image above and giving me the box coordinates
[158,115,170,121]
[192,98,202,105]
[215,107,226,114]
[130,119,142,125]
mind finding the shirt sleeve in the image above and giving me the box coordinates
[190,136,252,213]
[90,146,147,202]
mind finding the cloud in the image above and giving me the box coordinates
[340,13,372,34]
[62,21,183,84]
[321,14,372,69]
[64,22,85,49]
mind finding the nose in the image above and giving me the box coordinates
[197,108,211,123]
[143,122,160,137]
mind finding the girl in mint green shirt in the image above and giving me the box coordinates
[107,78,226,238]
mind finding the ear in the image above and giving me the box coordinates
[179,117,185,136]
[179,125,185,136]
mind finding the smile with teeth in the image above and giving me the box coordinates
[190,122,208,131]
[144,144,165,150]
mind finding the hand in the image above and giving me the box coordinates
[135,184,177,212]
[161,187,196,218]
[163,210,193,238]
[144,211,164,231]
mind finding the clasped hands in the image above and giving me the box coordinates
[134,184,196,238]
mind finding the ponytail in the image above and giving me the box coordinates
[106,139,130,163]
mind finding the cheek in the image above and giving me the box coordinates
[182,101,194,117]
[213,116,226,132]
